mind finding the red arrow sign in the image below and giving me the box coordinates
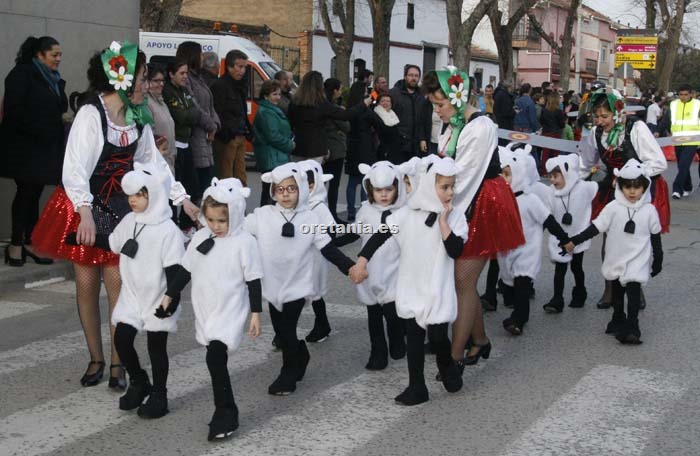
[615,44,658,53]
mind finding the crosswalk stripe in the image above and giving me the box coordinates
[0,324,110,376]
[0,332,274,456]
[498,364,689,456]
[0,301,49,320]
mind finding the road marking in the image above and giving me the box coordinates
[34,279,105,296]
[0,301,49,320]
[0,333,274,456]
[25,276,66,289]
[499,364,689,456]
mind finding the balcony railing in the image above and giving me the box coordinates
[512,20,541,50]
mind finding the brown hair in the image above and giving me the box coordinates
[421,70,443,97]
[202,196,228,217]
[365,178,399,205]
[548,165,562,175]
[293,71,326,107]
[259,79,281,99]
[545,92,561,112]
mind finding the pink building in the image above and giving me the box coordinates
[514,0,619,92]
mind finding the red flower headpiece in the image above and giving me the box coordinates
[108,55,128,72]
[448,74,463,87]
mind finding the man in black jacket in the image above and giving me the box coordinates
[493,79,515,145]
[211,49,251,185]
[389,64,429,161]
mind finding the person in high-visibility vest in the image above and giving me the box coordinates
[667,84,700,199]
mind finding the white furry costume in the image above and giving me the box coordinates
[355,161,406,305]
[387,157,468,329]
[545,154,598,262]
[110,162,185,333]
[244,163,333,310]
[592,160,661,285]
[181,178,263,351]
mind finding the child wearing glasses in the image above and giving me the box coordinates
[244,162,362,396]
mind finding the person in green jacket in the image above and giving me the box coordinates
[163,59,201,231]
[253,79,295,205]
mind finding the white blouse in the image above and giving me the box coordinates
[62,96,188,210]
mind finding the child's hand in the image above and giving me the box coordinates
[161,295,172,311]
[248,313,261,339]
[563,241,575,253]
[349,264,368,284]
[440,202,453,222]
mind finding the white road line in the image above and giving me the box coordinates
[0,332,274,456]
[0,301,49,320]
[0,324,110,376]
[25,276,66,289]
[35,279,105,296]
[499,364,690,456]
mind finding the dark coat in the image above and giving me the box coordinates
[493,85,515,130]
[389,80,429,160]
[540,108,566,134]
[287,101,366,159]
[210,73,249,143]
[345,109,378,176]
[1,63,67,184]
[369,110,401,164]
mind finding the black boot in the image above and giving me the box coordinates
[569,286,587,308]
[306,299,331,343]
[137,389,169,419]
[605,311,627,335]
[207,406,239,441]
[366,305,388,370]
[436,345,463,393]
[268,345,298,395]
[383,302,406,360]
[394,383,429,406]
[616,318,642,345]
[297,340,310,381]
[119,369,152,411]
[480,290,498,311]
[543,295,565,313]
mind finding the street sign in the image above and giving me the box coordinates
[616,53,656,62]
[615,44,657,53]
[615,36,658,45]
[616,61,656,70]
[616,28,657,37]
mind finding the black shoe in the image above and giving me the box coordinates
[480,291,498,311]
[502,317,523,336]
[22,246,53,265]
[596,297,612,309]
[296,341,310,381]
[4,245,25,267]
[569,286,587,308]
[207,406,239,441]
[394,384,429,406]
[137,389,169,419]
[615,319,643,345]
[439,360,464,393]
[108,364,127,391]
[464,341,492,366]
[271,335,282,351]
[605,312,627,335]
[119,370,152,410]
[365,348,389,370]
[80,360,105,387]
[543,296,564,314]
[268,348,298,395]
[387,333,406,361]
[305,324,331,343]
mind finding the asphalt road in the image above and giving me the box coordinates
[0,163,698,455]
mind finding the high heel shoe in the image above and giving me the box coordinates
[22,246,53,265]
[80,360,105,387]
[4,245,25,267]
[109,364,127,390]
[464,341,492,366]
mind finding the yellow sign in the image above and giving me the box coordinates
[615,60,657,70]
[615,53,656,62]
[616,36,658,45]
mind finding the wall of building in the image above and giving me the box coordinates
[0,0,139,241]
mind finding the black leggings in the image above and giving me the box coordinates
[503,277,533,325]
[483,259,500,296]
[612,280,641,321]
[553,252,585,296]
[11,180,44,245]
[175,146,200,229]
[114,323,169,391]
[322,158,344,218]
[405,318,451,386]
[269,299,305,352]
[206,340,235,408]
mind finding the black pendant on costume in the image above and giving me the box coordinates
[624,220,636,234]
[381,209,392,225]
[196,236,215,254]
[425,212,438,227]
[121,239,139,258]
[561,212,573,226]
[282,222,295,237]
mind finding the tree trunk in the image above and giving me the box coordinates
[656,0,685,92]
[368,0,395,80]
[644,0,657,28]
[319,0,356,88]
[140,0,183,32]
[558,0,581,91]
[446,0,492,70]
[488,0,536,81]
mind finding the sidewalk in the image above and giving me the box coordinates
[0,243,73,294]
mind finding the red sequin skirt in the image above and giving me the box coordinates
[460,176,526,259]
[31,187,120,266]
[591,175,670,233]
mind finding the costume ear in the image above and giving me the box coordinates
[211,177,219,186]
[523,144,532,153]
[505,142,516,151]
[321,173,334,183]
[239,187,251,198]
[261,172,274,183]
[358,163,372,175]
[613,167,622,177]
